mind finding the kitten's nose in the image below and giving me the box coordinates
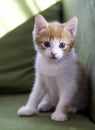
[51,52,57,58]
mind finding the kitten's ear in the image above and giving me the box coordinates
[64,17,78,37]
[34,14,48,35]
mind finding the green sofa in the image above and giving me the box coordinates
[0,0,95,130]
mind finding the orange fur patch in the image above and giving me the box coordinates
[35,22,74,51]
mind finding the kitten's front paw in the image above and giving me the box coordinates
[17,106,37,116]
[51,112,68,122]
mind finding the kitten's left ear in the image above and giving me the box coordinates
[64,17,78,37]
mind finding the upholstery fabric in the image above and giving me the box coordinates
[62,0,95,122]
[0,94,95,130]
[0,2,62,93]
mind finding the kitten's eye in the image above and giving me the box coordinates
[42,41,50,48]
[59,43,66,49]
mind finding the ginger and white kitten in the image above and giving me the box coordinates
[17,14,89,122]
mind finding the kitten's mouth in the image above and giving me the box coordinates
[49,56,62,62]
[50,56,57,59]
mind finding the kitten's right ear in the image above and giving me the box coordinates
[34,14,48,35]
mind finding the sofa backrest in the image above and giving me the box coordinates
[62,0,95,122]
[0,2,62,93]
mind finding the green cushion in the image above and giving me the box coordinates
[0,94,95,130]
[62,0,95,123]
[0,2,62,94]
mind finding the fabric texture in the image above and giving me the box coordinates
[62,0,95,123]
[0,94,95,130]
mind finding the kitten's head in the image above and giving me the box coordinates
[33,14,78,61]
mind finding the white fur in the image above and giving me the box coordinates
[17,36,80,122]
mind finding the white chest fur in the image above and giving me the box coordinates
[35,49,79,96]
[36,49,78,78]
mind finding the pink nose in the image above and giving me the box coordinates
[51,52,57,57]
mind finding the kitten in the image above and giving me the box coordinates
[17,14,89,122]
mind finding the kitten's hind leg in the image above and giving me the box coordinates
[38,94,54,112]
[68,106,77,113]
